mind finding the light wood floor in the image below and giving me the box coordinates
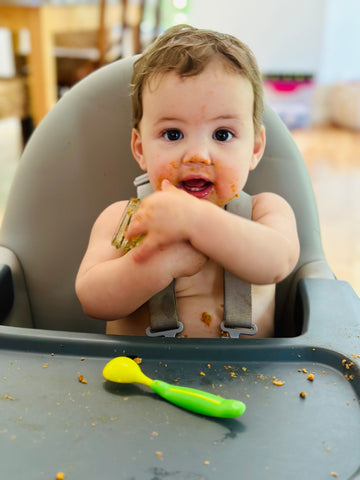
[292,126,360,296]
[0,121,359,296]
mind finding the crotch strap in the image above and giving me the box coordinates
[134,173,256,338]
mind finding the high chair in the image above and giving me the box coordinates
[0,57,359,479]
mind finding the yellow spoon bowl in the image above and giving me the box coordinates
[103,356,152,387]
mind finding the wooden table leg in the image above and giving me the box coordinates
[26,8,57,125]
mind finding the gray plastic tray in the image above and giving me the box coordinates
[1,279,360,479]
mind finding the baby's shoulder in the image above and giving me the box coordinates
[100,200,128,217]
[97,200,128,223]
[91,200,128,237]
[251,191,294,221]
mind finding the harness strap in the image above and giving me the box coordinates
[222,195,257,338]
[135,174,183,337]
[134,173,256,337]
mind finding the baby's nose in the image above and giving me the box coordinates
[183,154,211,165]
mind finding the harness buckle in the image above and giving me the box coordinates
[146,321,184,338]
[220,321,258,338]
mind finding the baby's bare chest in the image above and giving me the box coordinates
[175,260,276,338]
[175,259,223,299]
[175,260,225,337]
[108,261,275,338]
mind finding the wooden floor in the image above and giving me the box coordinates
[292,126,360,296]
[0,121,359,296]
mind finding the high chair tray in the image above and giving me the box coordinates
[0,279,359,480]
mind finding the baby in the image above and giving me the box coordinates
[75,25,300,338]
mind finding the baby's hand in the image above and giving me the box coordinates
[126,180,195,262]
[163,241,208,278]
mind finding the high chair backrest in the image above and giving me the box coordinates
[0,56,333,334]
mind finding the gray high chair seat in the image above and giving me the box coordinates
[0,56,334,334]
[1,57,360,480]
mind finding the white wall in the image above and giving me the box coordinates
[188,0,326,75]
[188,0,360,82]
[317,0,360,84]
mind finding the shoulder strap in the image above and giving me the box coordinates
[222,193,257,337]
[135,174,183,337]
[134,174,256,337]
[134,173,153,199]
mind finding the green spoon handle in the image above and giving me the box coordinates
[150,380,246,418]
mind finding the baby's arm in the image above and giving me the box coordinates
[75,201,207,320]
[191,190,300,284]
[126,180,300,285]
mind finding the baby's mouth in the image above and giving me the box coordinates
[178,179,214,199]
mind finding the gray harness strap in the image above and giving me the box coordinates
[135,174,183,337]
[146,282,183,337]
[134,173,257,338]
[222,195,257,338]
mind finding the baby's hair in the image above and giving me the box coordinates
[130,24,264,134]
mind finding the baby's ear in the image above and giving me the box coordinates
[250,125,266,171]
[131,128,147,171]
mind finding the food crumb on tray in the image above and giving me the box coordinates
[78,374,87,384]
[342,359,354,370]
[272,377,285,386]
[2,394,14,400]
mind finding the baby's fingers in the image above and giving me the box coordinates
[125,212,147,240]
[130,236,159,263]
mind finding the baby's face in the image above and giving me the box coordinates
[131,61,265,207]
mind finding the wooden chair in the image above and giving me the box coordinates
[54,0,160,89]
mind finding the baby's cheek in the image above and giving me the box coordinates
[214,168,242,206]
[151,160,179,190]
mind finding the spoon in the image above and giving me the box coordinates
[103,356,246,418]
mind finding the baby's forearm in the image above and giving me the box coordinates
[126,185,299,285]
[76,251,173,320]
[188,196,299,285]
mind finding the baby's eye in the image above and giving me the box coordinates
[213,129,234,142]
[163,129,183,141]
